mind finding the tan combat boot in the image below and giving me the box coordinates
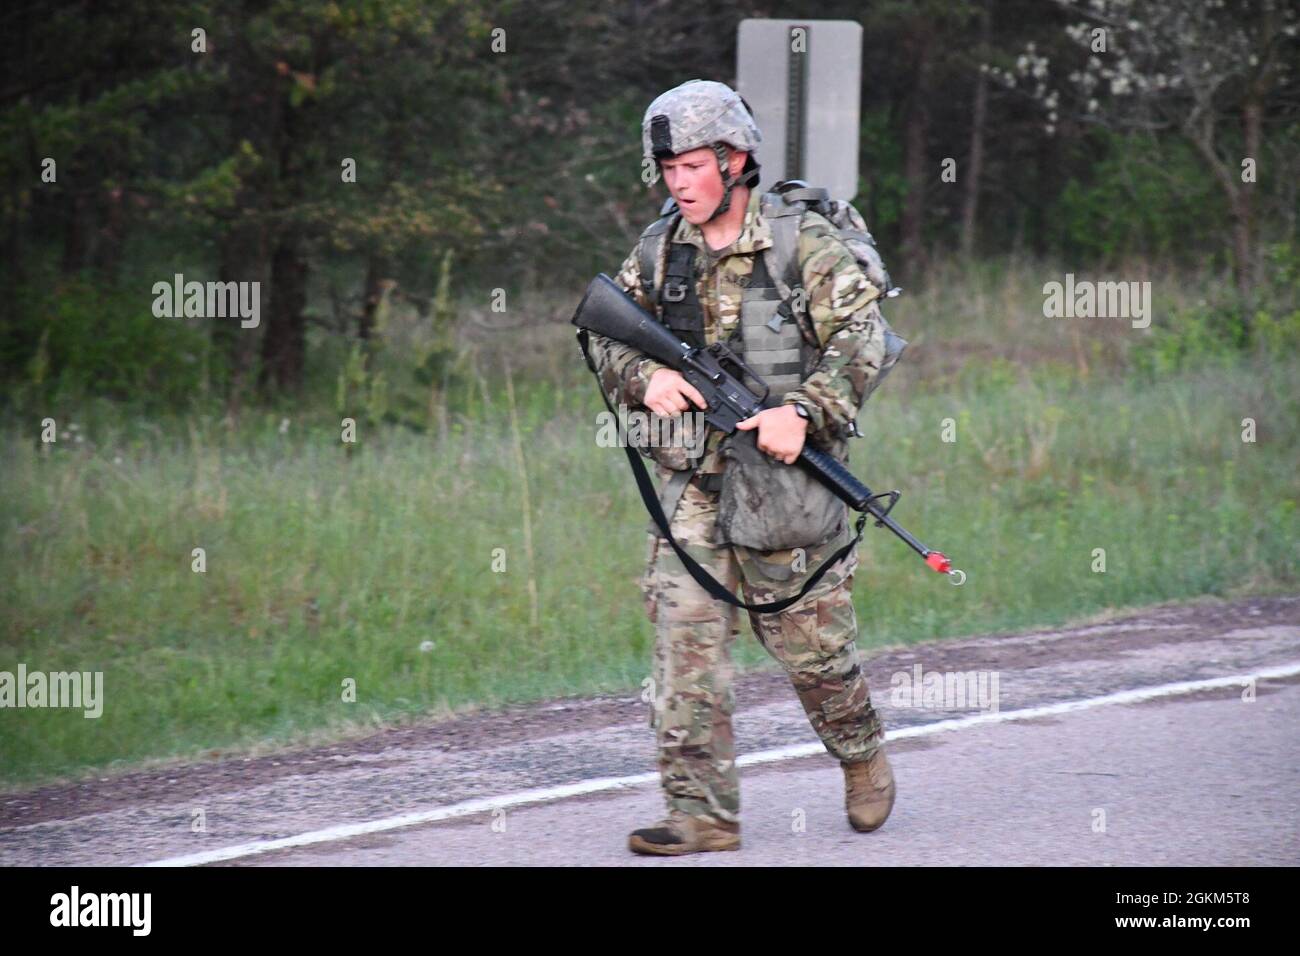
[842,743,896,832]
[628,808,741,856]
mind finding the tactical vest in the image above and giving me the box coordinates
[619,182,907,553]
[634,183,832,403]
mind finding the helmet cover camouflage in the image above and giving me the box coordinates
[642,79,762,221]
[642,79,762,163]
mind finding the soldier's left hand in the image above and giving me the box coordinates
[736,406,808,465]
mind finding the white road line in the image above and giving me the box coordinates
[142,662,1300,867]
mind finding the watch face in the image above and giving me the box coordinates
[794,403,810,420]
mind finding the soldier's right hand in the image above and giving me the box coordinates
[644,368,707,417]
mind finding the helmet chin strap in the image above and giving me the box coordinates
[703,144,760,223]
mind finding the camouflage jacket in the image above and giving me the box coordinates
[587,186,888,474]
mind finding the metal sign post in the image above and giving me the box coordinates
[736,19,863,202]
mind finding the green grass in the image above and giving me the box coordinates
[2,261,1298,788]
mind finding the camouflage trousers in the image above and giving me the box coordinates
[641,473,885,825]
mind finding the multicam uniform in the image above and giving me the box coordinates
[587,185,892,825]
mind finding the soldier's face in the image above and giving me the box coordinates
[660,147,740,223]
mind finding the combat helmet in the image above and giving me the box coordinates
[642,79,762,222]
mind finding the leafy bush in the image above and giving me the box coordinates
[1129,241,1300,378]
[1050,131,1218,264]
[2,271,212,413]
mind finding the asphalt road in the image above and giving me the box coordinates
[2,595,1297,866]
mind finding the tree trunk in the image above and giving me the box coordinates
[92,187,125,280]
[61,188,91,274]
[213,17,273,412]
[901,30,933,275]
[1240,92,1262,294]
[960,4,990,258]
[256,44,316,397]
[1228,197,1252,299]
[60,56,98,275]
[1184,112,1249,300]
[359,252,388,344]
[259,234,308,394]
[215,219,266,410]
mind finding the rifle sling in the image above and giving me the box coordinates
[577,329,866,615]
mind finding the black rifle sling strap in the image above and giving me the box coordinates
[577,329,867,615]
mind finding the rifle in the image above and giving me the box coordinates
[573,273,963,613]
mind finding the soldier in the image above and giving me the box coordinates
[586,79,896,855]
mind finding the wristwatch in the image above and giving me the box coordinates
[790,402,812,422]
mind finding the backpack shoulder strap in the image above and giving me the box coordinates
[760,188,819,349]
[637,200,680,306]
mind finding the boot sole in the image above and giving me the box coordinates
[628,833,741,855]
[849,816,889,833]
